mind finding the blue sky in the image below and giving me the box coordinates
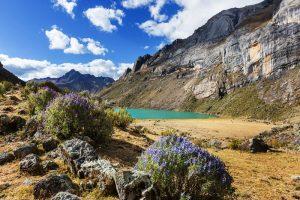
[0,0,262,80]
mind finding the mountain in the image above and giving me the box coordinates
[0,62,25,85]
[33,69,114,92]
[100,0,300,120]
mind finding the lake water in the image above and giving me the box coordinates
[116,108,216,119]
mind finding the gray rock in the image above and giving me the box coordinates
[19,154,43,175]
[42,138,59,152]
[33,174,79,199]
[78,159,117,195]
[24,117,39,136]
[42,160,59,171]
[51,192,81,200]
[14,143,39,159]
[60,139,97,175]
[249,138,269,153]
[0,152,15,165]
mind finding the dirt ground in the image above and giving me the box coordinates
[135,118,276,139]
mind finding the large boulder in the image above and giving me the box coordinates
[42,160,59,171]
[51,192,81,200]
[42,138,59,152]
[60,139,97,175]
[13,143,39,159]
[78,159,117,195]
[249,138,270,153]
[0,152,15,165]
[0,115,25,134]
[33,174,79,199]
[19,154,43,175]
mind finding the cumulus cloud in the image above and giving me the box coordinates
[82,38,108,56]
[136,0,263,41]
[156,42,165,50]
[144,45,150,49]
[122,0,153,8]
[84,6,125,32]
[45,26,108,56]
[53,0,77,18]
[0,54,133,80]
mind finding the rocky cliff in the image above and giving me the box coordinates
[100,0,300,120]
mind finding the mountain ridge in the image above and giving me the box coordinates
[0,62,25,85]
[33,69,114,92]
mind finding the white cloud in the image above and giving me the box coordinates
[122,0,153,8]
[84,6,125,32]
[144,45,150,49]
[149,0,167,22]
[45,26,108,56]
[156,42,165,50]
[137,0,263,41]
[82,38,108,56]
[0,54,133,80]
[53,0,77,18]
[45,26,70,50]
[64,37,85,54]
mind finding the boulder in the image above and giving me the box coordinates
[0,114,11,134]
[42,160,59,171]
[0,152,15,165]
[19,154,43,175]
[14,143,39,159]
[33,174,79,199]
[24,117,39,136]
[43,138,59,152]
[249,138,269,153]
[51,192,81,200]
[60,139,97,175]
[78,159,117,195]
[9,116,26,131]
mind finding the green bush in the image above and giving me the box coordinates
[38,81,61,93]
[27,87,58,115]
[0,81,14,96]
[44,93,113,143]
[106,108,133,129]
[228,139,243,150]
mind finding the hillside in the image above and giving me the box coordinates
[33,69,114,92]
[0,62,25,85]
[100,0,300,121]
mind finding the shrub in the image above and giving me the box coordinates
[38,82,61,93]
[135,135,234,199]
[106,108,133,129]
[228,139,243,150]
[44,93,113,143]
[0,81,14,96]
[27,87,58,115]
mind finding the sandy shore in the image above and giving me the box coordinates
[134,118,276,139]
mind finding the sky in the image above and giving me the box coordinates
[0,0,262,80]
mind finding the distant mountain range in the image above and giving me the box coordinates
[32,69,114,92]
[0,62,25,85]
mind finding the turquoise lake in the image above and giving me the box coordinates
[116,108,216,119]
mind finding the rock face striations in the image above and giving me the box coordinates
[100,0,300,119]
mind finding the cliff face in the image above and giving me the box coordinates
[100,0,300,120]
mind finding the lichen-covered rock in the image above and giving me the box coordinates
[42,138,59,152]
[0,114,25,134]
[42,160,59,171]
[13,143,39,159]
[78,159,117,195]
[34,174,79,199]
[19,154,43,175]
[0,152,15,165]
[51,192,81,200]
[249,138,270,153]
[60,139,97,175]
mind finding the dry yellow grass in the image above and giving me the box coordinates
[135,118,276,139]
[212,149,300,200]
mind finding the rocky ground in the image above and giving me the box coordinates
[0,88,300,200]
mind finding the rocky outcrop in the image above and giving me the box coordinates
[0,115,26,134]
[34,174,79,199]
[19,154,44,175]
[42,138,59,152]
[51,192,81,200]
[0,152,15,165]
[13,143,39,159]
[249,138,270,153]
[105,0,300,115]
